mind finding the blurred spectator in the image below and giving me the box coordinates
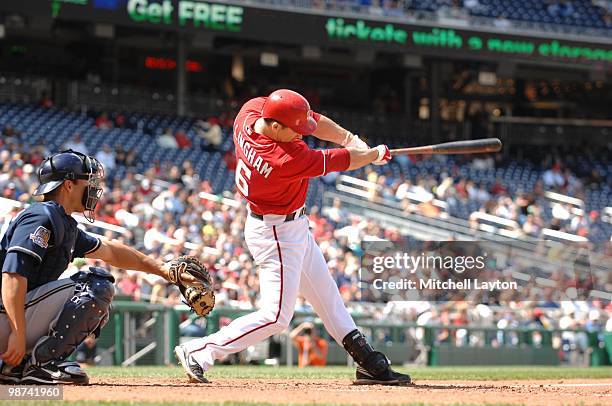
[490,178,508,196]
[326,198,347,225]
[157,128,179,149]
[39,91,53,109]
[493,15,512,29]
[175,130,192,149]
[2,125,21,139]
[522,214,541,236]
[464,0,488,14]
[290,321,328,367]
[418,196,441,218]
[64,134,89,155]
[95,112,113,129]
[115,112,126,128]
[127,149,141,167]
[117,271,140,298]
[548,0,575,17]
[197,118,223,150]
[95,144,117,172]
[471,155,494,170]
[543,163,565,189]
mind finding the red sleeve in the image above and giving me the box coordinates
[323,148,350,174]
[280,143,349,180]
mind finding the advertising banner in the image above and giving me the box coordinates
[2,1,610,66]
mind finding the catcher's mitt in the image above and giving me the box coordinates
[168,256,215,317]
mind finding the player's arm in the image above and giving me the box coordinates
[311,115,368,149]
[284,144,390,180]
[290,321,314,340]
[346,147,387,170]
[85,239,170,281]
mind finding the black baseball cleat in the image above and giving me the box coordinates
[0,357,28,384]
[354,365,412,386]
[342,329,412,386]
[20,360,89,385]
[174,345,209,383]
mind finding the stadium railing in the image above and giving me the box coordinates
[321,187,611,301]
[100,302,612,367]
[335,175,450,217]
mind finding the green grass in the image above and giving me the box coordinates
[87,364,612,381]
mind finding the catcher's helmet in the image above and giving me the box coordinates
[261,89,317,135]
[33,150,104,222]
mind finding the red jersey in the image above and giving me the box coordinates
[232,97,350,215]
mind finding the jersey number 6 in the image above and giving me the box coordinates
[235,158,252,197]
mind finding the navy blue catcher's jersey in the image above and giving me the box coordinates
[0,201,101,292]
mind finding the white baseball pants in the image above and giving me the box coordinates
[182,214,357,371]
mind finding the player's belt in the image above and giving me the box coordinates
[250,207,306,222]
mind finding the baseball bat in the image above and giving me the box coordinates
[390,138,502,156]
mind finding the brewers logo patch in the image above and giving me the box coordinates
[30,226,51,249]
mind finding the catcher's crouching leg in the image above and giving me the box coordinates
[343,329,411,386]
[21,267,115,385]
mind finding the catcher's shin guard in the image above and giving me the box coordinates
[342,329,411,386]
[30,268,115,365]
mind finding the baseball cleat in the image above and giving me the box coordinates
[0,358,27,384]
[20,360,89,385]
[174,345,209,383]
[353,365,412,386]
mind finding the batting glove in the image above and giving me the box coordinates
[372,144,391,166]
[342,132,369,150]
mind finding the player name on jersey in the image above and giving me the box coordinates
[236,132,274,179]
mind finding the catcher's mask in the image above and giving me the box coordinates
[33,149,105,223]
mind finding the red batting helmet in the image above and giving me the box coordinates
[261,89,317,135]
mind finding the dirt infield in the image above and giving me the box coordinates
[62,377,612,405]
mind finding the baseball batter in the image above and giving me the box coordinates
[175,89,410,385]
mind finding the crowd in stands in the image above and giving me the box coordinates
[1,133,610,341]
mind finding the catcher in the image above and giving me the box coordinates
[0,150,214,385]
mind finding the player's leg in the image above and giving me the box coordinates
[298,231,357,344]
[0,277,76,383]
[299,232,411,386]
[177,217,306,382]
[19,267,115,385]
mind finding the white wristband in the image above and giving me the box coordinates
[341,131,354,147]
